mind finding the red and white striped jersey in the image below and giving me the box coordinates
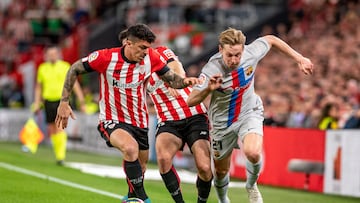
[82,46,166,128]
[146,46,207,122]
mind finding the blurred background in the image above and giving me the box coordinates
[0,0,359,130]
[0,0,359,198]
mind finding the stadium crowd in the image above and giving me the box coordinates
[0,0,359,129]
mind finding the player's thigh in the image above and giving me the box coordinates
[110,128,138,158]
[156,132,182,158]
[243,132,263,155]
[191,139,211,174]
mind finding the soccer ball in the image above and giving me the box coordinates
[123,197,145,203]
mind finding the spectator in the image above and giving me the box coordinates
[318,102,339,130]
[0,60,24,108]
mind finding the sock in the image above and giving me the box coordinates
[124,159,148,200]
[214,173,230,203]
[245,158,262,189]
[160,165,184,203]
[125,178,136,198]
[50,131,67,161]
[196,176,212,203]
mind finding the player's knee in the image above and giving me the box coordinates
[244,150,261,163]
[197,163,213,181]
[156,153,172,166]
[215,167,229,179]
[122,145,139,159]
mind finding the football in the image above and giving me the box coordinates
[124,197,145,203]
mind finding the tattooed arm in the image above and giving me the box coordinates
[56,60,88,129]
[159,68,200,89]
[60,60,88,102]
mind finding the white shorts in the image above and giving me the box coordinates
[210,107,264,160]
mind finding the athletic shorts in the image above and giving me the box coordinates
[156,114,210,152]
[211,107,264,160]
[44,100,60,123]
[97,121,149,150]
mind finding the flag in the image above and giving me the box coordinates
[19,118,44,154]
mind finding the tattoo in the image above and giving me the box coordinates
[160,70,186,89]
[61,60,86,101]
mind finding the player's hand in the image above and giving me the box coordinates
[298,57,314,75]
[208,73,223,91]
[183,77,201,86]
[55,101,76,129]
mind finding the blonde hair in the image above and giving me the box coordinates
[218,27,246,48]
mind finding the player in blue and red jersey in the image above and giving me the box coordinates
[187,28,314,203]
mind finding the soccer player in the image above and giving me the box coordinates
[118,28,212,203]
[187,28,314,203]
[149,46,213,203]
[55,24,200,202]
[33,46,85,165]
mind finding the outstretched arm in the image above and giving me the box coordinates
[55,60,88,129]
[159,68,199,89]
[263,35,314,75]
[187,74,223,107]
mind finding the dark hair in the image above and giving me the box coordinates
[118,29,128,43]
[127,24,156,43]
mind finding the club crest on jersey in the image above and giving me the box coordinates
[213,150,220,158]
[245,66,253,76]
[88,51,99,63]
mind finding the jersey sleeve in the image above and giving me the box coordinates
[245,37,271,61]
[81,49,111,73]
[149,48,167,73]
[156,46,178,63]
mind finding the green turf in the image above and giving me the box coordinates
[1,141,359,203]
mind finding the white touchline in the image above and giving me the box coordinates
[0,162,123,200]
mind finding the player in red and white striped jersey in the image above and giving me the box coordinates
[148,46,213,203]
[118,29,212,203]
[55,24,200,202]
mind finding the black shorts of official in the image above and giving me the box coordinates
[156,114,210,152]
[44,100,60,124]
[97,121,149,150]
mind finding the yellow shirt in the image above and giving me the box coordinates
[318,117,338,130]
[37,60,70,101]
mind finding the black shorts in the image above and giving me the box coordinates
[156,114,210,151]
[97,121,149,150]
[44,100,60,123]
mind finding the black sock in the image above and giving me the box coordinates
[124,159,148,200]
[126,178,136,198]
[196,176,212,203]
[161,166,184,203]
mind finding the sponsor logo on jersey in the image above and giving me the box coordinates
[112,79,142,88]
[147,79,164,93]
[88,51,99,63]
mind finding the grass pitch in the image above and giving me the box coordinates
[1,141,359,203]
